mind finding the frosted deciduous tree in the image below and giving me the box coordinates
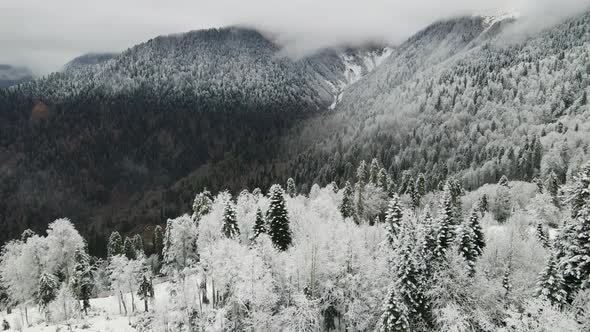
[192,189,213,223]
[162,215,199,274]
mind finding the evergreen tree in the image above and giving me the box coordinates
[340,181,355,219]
[330,181,339,193]
[251,207,266,241]
[420,212,437,260]
[416,174,426,198]
[409,183,421,209]
[124,237,137,260]
[357,160,368,184]
[153,225,164,258]
[286,178,297,198]
[222,201,240,240]
[192,189,213,223]
[478,194,489,214]
[468,209,485,256]
[434,191,454,258]
[536,223,550,249]
[457,220,478,276]
[133,234,144,257]
[37,272,58,313]
[267,184,292,251]
[380,288,410,332]
[137,275,154,312]
[394,245,431,326]
[385,195,403,247]
[355,182,364,224]
[20,229,36,242]
[494,182,512,223]
[71,249,93,315]
[107,231,123,258]
[378,168,389,192]
[498,175,510,187]
[545,171,560,202]
[536,254,567,307]
[369,158,380,184]
[533,177,544,193]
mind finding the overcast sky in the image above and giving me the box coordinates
[1,0,588,74]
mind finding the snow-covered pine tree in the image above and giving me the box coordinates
[266,184,292,251]
[434,191,454,258]
[340,181,355,219]
[478,194,489,215]
[286,178,296,198]
[222,200,240,240]
[330,181,339,193]
[545,171,560,202]
[37,272,58,315]
[133,234,144,257]
[369,158,380,184]
[394,244,430,326]
[137,275,154,312]
[420,212,437,261]
[494,180,512,223]
[107,231,123,258]
[355,182,364,224]
[385,195,404,247]
[536,223,550,249]
[378,168,389,192]
[71,249,93,314]
[153,225,164,258]
[251,207,266,241]
[192,189,213,223]
[536,254,567,307]
[409,183,421,209]
[457,220,478,276]
[380,287,410,332]
[357,160,368,184]
[124,237,137,260]
[498,175,510,187]
[416,174,426,198]
[468,209,485,256]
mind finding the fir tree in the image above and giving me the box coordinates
[385,195,403,247]
[137,275,154,312]
[369,158,380,184]
[153,225,164,258]
[468,209,485,256]
[330,181,339,193]
[355,182,364,224]
[535,223,550,249]
[286,178,297,198]
[434,191,454,258]
[478,194,489,214]
[267,184,292,251]
[37,272,58,314]
[222,201,240,240]
[340,181,355,219]
[107,231,123,258]
[124,237,137,260]
[380,288,410,332]
[71,249,93,315]
[133,234,144,257]
[394,245,430,326]
[251,207,266,241]
[457,220,478,276]
[536,254,567,307]
[545,171,560,202]
[420,212,437,260]
[416,174,426,198]
[498,175,509,187]
[192,189,213,223]
[357,160,368,184]
[378,168,389,192]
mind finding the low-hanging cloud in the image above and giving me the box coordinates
[1,0,588,74]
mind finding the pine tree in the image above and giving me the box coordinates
[478,194,489,214]
[71,249,93,315]
[133,234,144,257]
[380,288,410,332]
[107,231,123,258]
[357,160,368,184]
[369,158,380,184]
[355,182,364,224]
[222,201,240,240]
[153,225,164,258]
[536,254,567,307]
[420,212,437,261]
[498,175,510,187]
[124,237,137,260]
[545,171,560,202]
[37,272,58,312]
[394,245,430,325]
[377,168,389,191]
[192,189,213,223]
[468,209,485,256]
[457,221,478,276]
[267,184,292,251]
[535,223,550,249]
[286,178,297,198]
[434,191,454,258]
[330,181,339,193]
[340,181,355,219]
[251,207,266,241]
[416,174,426,198]
[385,195,403,247]
[137,275,154,312]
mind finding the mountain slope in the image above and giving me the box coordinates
[0,64,33,88]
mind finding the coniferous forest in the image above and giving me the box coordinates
[0,4,590,332]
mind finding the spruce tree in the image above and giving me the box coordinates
[420,212,437,260]
[498,175,509,187]
[478,194,489,214]
[137,275,154,312]
[330,181,339,193]
[457,220,478,276]
[355,182,364,224]
[124,237,137,260]
[536,254,567,307]
[133,234,144,257]
[340,181,355,219]
[545,171,560,202]
[192,189,213,223]
[385,195,403,247]
[107,231,123,258]
[71,249,93,315]
[286,178,297,198]
[378,168,389,192]
[369,158,380,184]
[380,288,410,332]
[153,225,164,258]
[535,223,550,249]
[222,201,240,240]
[38,272,58,313]
[267,184,292,251]
[416,174,426,198]
[251,207,266,241]
[468,209,485,256]
[357,160,368,184]
[434,191,454,258]
[394,245,430,325]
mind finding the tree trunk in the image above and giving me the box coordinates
[24,305,29,326]
[144,298,149,312]
[120,291,128,315]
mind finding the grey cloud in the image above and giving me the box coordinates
[0,0,588,74]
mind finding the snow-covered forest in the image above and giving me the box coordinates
[1,158,589,331]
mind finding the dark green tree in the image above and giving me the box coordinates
[468,209,485,255]
[340,181,355,219]
[478,194,489,214]
[535,223,550,249]
[133,234,144,257]
[251,207,266,241]
[137,275,154,312]
[37,272,58,317]
[385,195,403,247]
[286,178,296,198]
[369,158,380,184]
[192,189,213,223]
[267,184,292,251]
[222,201,240,240]
[380,288,410,332]
[71,249,93,315]
[434,191,454,258]
[124,237,137,260]
[107,231,123,258]
[153,225,164,258]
